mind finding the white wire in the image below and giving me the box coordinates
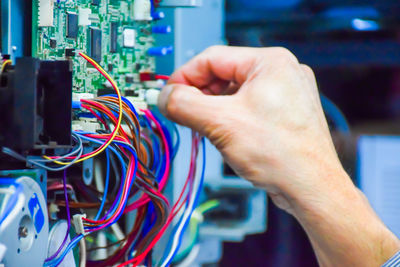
[79,238,86,267]
[33,133,83,162]
[2,134,84,172]
[176,245,200,267]
[160,141,203,267]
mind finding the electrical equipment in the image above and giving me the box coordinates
[0,170,49,267]
[32,0,160,97]
[0,1,268,267]
[0,58,72,150]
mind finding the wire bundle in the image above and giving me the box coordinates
[0,52,206,266]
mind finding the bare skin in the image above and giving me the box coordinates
[158,46,400,266]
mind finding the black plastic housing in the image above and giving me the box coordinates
[0,57,72,150]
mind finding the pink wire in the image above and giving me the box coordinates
[124,110,171,213]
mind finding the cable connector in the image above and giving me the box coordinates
[73,214,87,235]
[145,89,161,106]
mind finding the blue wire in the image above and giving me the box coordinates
[44,135,139,266]
[94,149,110,221]
[75,134,129,230]
[171,123,180,160]
[129,203,157,257]
[102,94,140,118]
[162,137,206,266]
[82,141,138,232]
[44,234,83,267]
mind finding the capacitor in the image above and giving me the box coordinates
[152,25,172,34]
[147,46,173,56]
[152,11,165,20]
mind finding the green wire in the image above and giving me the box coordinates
[173,200,220,263]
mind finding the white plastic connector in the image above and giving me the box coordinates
[78,8,92,26]
[126,97,148,114]
[73,214,87,235]
[133,0,152,21]
[72,92,95,102]
[145,89,161,106]
[38,0,54,27]
[72,118,101,132]
[143,80,165,89]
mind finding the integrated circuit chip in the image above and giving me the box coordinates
[110,22,118,53]
[33,0,156,95]
[50,38,57,48]
[65,48,75,57]
[67,12,79,39]
[89,27,102,63]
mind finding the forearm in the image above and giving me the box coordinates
[288,169,400,266]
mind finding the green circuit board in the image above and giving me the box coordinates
[32,0,156,95]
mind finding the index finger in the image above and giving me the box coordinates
[169,46,262,89]
[169,46,299,91]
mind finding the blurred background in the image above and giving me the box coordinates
[220,1,400,266]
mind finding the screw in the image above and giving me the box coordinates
[18,226,28,238]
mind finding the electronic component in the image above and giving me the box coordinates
[0,176,49,267]
[38,0,54,27]
[133,0,152,21]
[125,74,134,83]
[66,12,79,39]
[110,22,118,53]
[145,89,161,105]
[78,8,92,26]
[49,38,57,49]
[152,11,165,20]
[65,48,75,57]
[147,46,173,56]
[33,0,157,95]
[0,58,72,149]
[73,214,86,235]
[152,25,172,34]
[125,90,140,97]
[89,27,102,63]
[122,28,136,48]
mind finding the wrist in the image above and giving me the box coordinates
[287,169,400,266]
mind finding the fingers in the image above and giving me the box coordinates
[170,46,297,91]
[158,83,227,133]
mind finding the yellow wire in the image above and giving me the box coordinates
[43,53,123,165]
[1,60,12,73]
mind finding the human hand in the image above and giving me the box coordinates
[158,45,345,213]
[158,46,400,266]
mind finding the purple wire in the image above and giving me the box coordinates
[45,170,71,262]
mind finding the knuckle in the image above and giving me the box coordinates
[301,64,314,75]
[203,45,226,56]
[270,47,299,64]
[166,86,185,116]
[300,64,316,80]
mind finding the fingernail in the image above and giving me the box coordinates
[158,84,174,115]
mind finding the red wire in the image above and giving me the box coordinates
[118,135,200,267]
[49,53,122,160]
[123,110,171,213]
[154,74,170,80]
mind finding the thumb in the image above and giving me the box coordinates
[158,83,221,133]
